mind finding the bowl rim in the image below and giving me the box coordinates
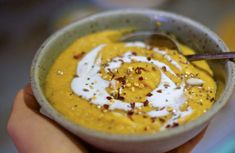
[31,8,235,141]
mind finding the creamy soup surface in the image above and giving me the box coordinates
[44,30,216,134]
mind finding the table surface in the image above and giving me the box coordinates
[1,0,235,152]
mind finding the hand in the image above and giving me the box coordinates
[8,85,206,153]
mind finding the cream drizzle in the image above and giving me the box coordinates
[71,42,193,128]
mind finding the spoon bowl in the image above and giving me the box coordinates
[122,31,235,61]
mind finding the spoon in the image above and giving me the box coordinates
[121,31,235,61]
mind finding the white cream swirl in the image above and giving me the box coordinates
[71,42,192,128]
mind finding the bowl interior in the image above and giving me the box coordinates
[31,10,234,139]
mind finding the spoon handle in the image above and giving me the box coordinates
[186,52,235,61]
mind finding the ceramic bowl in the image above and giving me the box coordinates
[31,9,235,153]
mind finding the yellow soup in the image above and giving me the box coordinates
[44,30,216,134]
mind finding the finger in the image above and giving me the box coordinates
[167,127,207,153]
[7,85,88,153]
[21,84,40,111]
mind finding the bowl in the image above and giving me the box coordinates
[31,9,235,153]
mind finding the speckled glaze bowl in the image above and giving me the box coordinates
[31,9,235,153]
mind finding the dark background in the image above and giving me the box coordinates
[1,0,235,152]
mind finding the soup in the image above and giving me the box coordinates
[44,30,216,134]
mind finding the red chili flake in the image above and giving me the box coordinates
[115,88,125,100]
[135,68,142,74]
[74,74,79,78]
[127,111,134,116]
[118,59,124,63]
[159,118,165,123]
[143,115,148,118]
[151,117,156,123]
[132,52,137,56]
[116,77,126,85]
[176,73,181,77]
[104,63,109,67]
[138,76,144,81]
[111,74,115,80]
[103,104,109,109]
[166,125,171,128]
[146,93,152,97]
[73,52,85,60]
[107,68,113,74]
[143,100,149,106]
[166,123,179,128]
[161,66,167,72]
[130,102,135,109]
[106,96,112,100]
[210,98,215,102]
[156,89,162,93]
[147,57,151,61]
[135,67,145,75]
[117,96,124,101]
[172,122,179,127]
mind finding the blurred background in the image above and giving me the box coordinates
[1,0,235,152]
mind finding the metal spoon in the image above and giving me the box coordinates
[121,31,235,61]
